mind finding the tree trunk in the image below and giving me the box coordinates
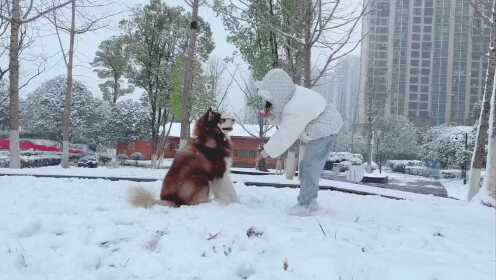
[468,0,496,200]
[303,0,312,88]
[179,0,200,148]
[8,0,21,169]
[268,0,279,67]
[61,0,76,169]
[255,116,267,171]
[157,120,174,169]
[481,71,496,203]
[284,0,307,178]
[285,149,297,179]
[113,75,119,104]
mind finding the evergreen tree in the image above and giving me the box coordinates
[23,77,104,145]
[91,36,134,104]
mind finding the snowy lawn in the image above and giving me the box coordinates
[0,174,494,280]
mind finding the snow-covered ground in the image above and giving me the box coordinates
[440,179,470,200]
[0,169,494,280]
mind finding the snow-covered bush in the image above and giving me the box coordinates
[328,152,364,165]
[104,100,151,145]
[0,152,8,167]
[23,77,107,145]
[117,154,129,164]
[130,152,144,161]
[130,152,144,166]
[362,161,378,171]
[325,152,364,171]
[69,153,83,162]
[98,155,112,165]
[386,160,423,173]
[419,126,475,169]
[373,116,420,160]
[18,152,62,168]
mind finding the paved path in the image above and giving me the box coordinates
[1,170,448,199]
[321,172,448,198]
[0,172,405,200]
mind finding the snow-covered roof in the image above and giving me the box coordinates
[162,123,276,138]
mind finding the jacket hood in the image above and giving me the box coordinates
[258,69,296,123]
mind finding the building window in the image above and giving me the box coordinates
[236,150,257,159]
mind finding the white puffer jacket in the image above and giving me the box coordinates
[258,69,343,158]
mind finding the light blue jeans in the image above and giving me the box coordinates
[298,135,336,206]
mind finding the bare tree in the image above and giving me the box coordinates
[179,0,201,148]
[47,0,115,168]
[214,0,365,177]
[0,0,10,82]
[482,71,496,205]
[468,0,496,200]
[469,0,496,206]
[0,0,73,168]
[208,57,236,111]
[214,0,365,88]
[231,70,273,171]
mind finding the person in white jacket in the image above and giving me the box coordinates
[258,69,343,215]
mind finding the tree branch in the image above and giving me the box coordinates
[22,0,35,19]
[23,0,73,23]
[19,61,46,90]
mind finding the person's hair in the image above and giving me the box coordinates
[265,101,273,112]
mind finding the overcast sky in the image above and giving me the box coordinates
[15,0,361,116]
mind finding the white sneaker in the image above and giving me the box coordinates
[287,201,320,217]
[308,200,320,212]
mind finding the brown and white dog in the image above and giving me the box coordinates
[129,109,238,208]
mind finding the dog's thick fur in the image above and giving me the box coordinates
[129,109,238,208]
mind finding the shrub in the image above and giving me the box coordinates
[130,152,144,161]
[98,155,112,165]
[130,152,144,166]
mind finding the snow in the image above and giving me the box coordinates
[441,179,470,200]
[328,152,364,164]
[1,168,495,280]
[363,172,388,178]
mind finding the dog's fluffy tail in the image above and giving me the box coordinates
[128,186,157,208]
[128,186,176,208]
